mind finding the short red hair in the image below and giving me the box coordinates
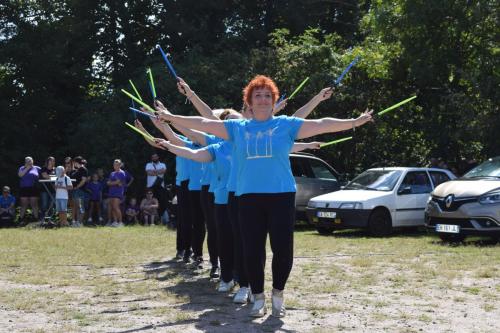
[243,75,280,107]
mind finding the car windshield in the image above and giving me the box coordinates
[344,170,403,191]
[462,157,500,179]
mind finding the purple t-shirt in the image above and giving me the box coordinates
[19,166,41,188]
[87,181,103,201]
[108,170,126,198]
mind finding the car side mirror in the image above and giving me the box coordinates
[398,186,412,195]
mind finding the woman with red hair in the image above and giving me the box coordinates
[156,75,373,317]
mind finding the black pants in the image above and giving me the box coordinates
[189,189,205,257]
[228,192,248,287]
[176,180,191,252]
[215,204,234,283]
[201,186,218,267]
[152,184,167,216]
[239,192,295,294]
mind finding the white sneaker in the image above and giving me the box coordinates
[87,218,92,223]
[99,217,104,223]
[105,221,113,227]
[71,221,81,228]
[233,286,250,304]
[111,222,124,228]
[250,293,266,317]
[271,289,286,318]
[217,280,235,292]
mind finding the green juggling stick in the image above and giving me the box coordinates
[124,122,154,140]
[377,96,417,116]
[320,136,353,148]
[288,77,310,100]
[147,68,157,99]
[128,80,143,101]
[121,89,156,114]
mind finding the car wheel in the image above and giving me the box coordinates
[316,227,334,235]
[438,233,466,243]
[368,209,392,237]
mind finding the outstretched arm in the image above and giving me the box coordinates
[291,142,322,153]
[177,78,218,120]
[171,123,209,147]
[296,109,373,139]
[134,119,166,150]
[293,88,333,119]
[155,102,229,140]
[149,116,187,147]
[154,139,213,163]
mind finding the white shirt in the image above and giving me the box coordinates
[145,162,166,188]
[55,176,72,199]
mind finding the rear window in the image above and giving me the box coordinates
[308,159,337,180]
[429,171,451,187]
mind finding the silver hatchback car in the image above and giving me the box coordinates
[425,156,500,242]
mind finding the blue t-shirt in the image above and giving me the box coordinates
[224,115,304,195]
[201,134,222,186]
[207,141,233,204]
[175,136,191,186]
[226,143,238,193]
[0,194,15,209]
[187,142,204,191]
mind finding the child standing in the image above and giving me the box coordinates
[86,173,103,225]
[54,166,73,227]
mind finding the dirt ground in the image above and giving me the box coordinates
[1,251,499,333]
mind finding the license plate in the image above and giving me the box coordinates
[436,224,460,233]
[317,211,336,218]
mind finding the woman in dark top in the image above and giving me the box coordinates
[39,156,56,221]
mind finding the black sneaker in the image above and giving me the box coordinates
[210,266,220,279]
[192,256,203,269]
[183,250,192,264]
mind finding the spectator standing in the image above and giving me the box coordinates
[86,173,103,224]
[54,166,73,227]
[39,156,56,221]
[69,156,88,227]
[18,156,41,223]
[107,159,126,227]
[0,186,16,227]
[145,153,167,215]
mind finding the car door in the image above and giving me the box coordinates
[291,156,312,212]
[395,171,433,226]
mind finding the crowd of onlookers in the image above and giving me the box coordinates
[0,154,175,228]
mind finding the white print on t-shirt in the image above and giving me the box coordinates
[245,127,278,159]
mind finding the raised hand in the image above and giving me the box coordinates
[319,87,334,101]
[355,109,374,126]
[274,98,288,114]
[176,77,193,97]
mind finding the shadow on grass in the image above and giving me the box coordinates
[124,260,294,333]
[431,237,500,248]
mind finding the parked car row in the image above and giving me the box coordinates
[293,153,500,242]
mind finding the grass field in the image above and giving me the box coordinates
[0,226,498,332]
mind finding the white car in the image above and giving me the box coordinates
[305,167,456,236]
